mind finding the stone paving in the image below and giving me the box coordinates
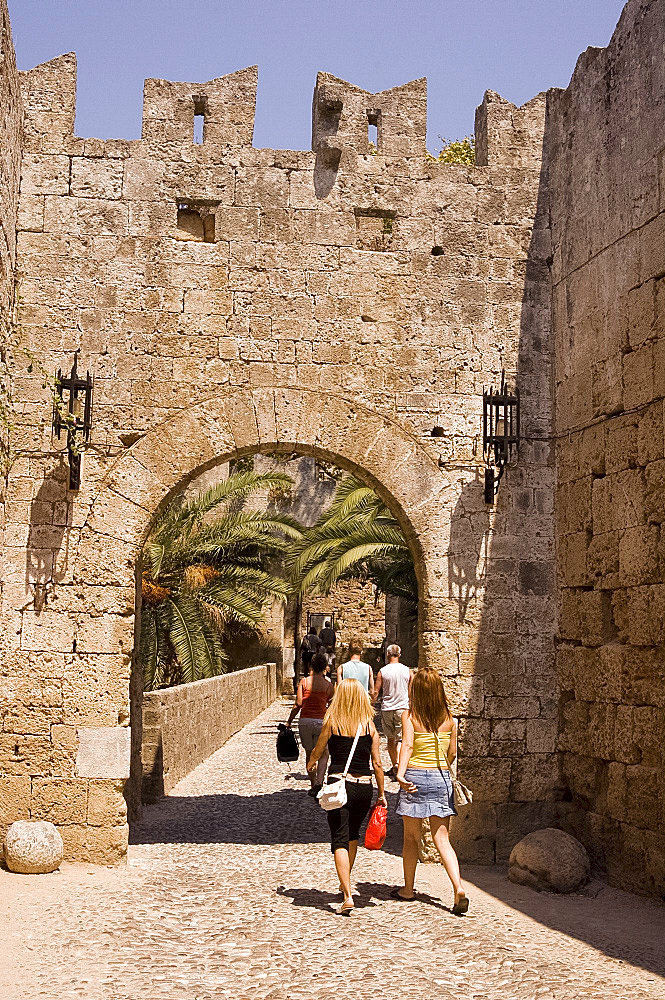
[3,699,665,1000]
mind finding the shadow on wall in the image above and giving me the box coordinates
[446,96,562,868]
[25,458,71,610]
[448,477,490,624]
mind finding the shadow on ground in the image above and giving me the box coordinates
[132,776,665,980]
[131,781,403,854]
[276,880,452,914]
[465,866,665,980]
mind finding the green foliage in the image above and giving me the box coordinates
[427,136,475,166]
[140,470,303,690]
[288,475,418,603]
[229,454,254,475]
[382,217,394,235]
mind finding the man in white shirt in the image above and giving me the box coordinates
[373,644,413,780]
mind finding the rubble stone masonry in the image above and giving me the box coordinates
[1,0,661,894]
[0,27,556,867]
[0,0,21,333]
[548,0,665,897]
[142,663,277,802]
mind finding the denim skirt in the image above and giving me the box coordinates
[396,767,457,819]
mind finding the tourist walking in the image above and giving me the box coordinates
[319,619,337,674]
[373,644,413,780]
[299,627,321,687]
[337,641,375,699]
[308,678,386,915]
[286,653,333,795]
[394,667,468,914]
[322,643,336,676]
[319,619,336,649]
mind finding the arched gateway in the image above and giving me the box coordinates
[69,386,453,860]
[1,11,562,870]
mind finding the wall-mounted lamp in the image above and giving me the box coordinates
[483,371,519,504]
[53,351,93,490]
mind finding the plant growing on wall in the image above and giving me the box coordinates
[140,470,303,690]
[427,136,475,165]
[288,475,417,603]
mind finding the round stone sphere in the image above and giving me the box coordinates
[509,827,590,893]
[4,820,64,874]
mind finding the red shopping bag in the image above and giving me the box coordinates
[364,804,388,850]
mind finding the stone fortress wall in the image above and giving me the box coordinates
[0,0,21,334]
[0,0,660,895]
[548,0,665,897]
[0,25,557,868]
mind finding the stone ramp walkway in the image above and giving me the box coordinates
[3,699,665,1000]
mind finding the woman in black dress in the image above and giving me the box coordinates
[308,678,386,914]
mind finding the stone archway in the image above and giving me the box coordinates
[78,385,453,637]
[73,386,456,855]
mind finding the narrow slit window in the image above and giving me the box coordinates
[367,110,381,153]
[193,95,207,145]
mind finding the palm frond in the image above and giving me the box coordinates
[290,473,417,603]
[178,471,295,522]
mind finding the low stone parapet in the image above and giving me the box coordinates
[142,664,277,802]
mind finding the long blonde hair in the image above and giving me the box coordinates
[409,668,451,732]
[324,678,374,735]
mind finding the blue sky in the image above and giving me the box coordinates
[8,0,626,152]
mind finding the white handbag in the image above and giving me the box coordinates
[317,724,362,811]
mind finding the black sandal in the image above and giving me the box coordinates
[390,887,415,901]
[452,893,469,915]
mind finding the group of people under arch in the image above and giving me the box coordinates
[285,632,468,917]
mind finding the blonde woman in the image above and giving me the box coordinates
[394,668,468,915]
[308,678,387,915]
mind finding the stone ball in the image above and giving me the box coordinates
[4,820,64,874]
[509,827,590,894]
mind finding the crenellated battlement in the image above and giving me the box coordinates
[141,66,258,151]
[312,72,427,162]
[17,50,546,171]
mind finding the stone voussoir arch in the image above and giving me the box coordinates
[77,386,454,659]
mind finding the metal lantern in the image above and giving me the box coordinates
[482,371,519,504]
[53,351,93,490]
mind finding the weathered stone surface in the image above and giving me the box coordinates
[76,726,131,779]
[551,0,665,901]
[509,827,590,893]
[4,819,63,873]
[0,0,661,898]
[141,663,277,800]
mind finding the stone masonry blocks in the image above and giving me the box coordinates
[551,0,665,897]
[2,0,559,870]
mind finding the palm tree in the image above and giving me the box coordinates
[140,470,303,690]
[288,475,417,602]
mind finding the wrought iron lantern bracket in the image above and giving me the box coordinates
[482,371,519,504]
[52,350,94,490]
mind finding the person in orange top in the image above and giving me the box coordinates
[286,653,333,796]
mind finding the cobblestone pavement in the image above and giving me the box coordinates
[4,700,665,1000]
